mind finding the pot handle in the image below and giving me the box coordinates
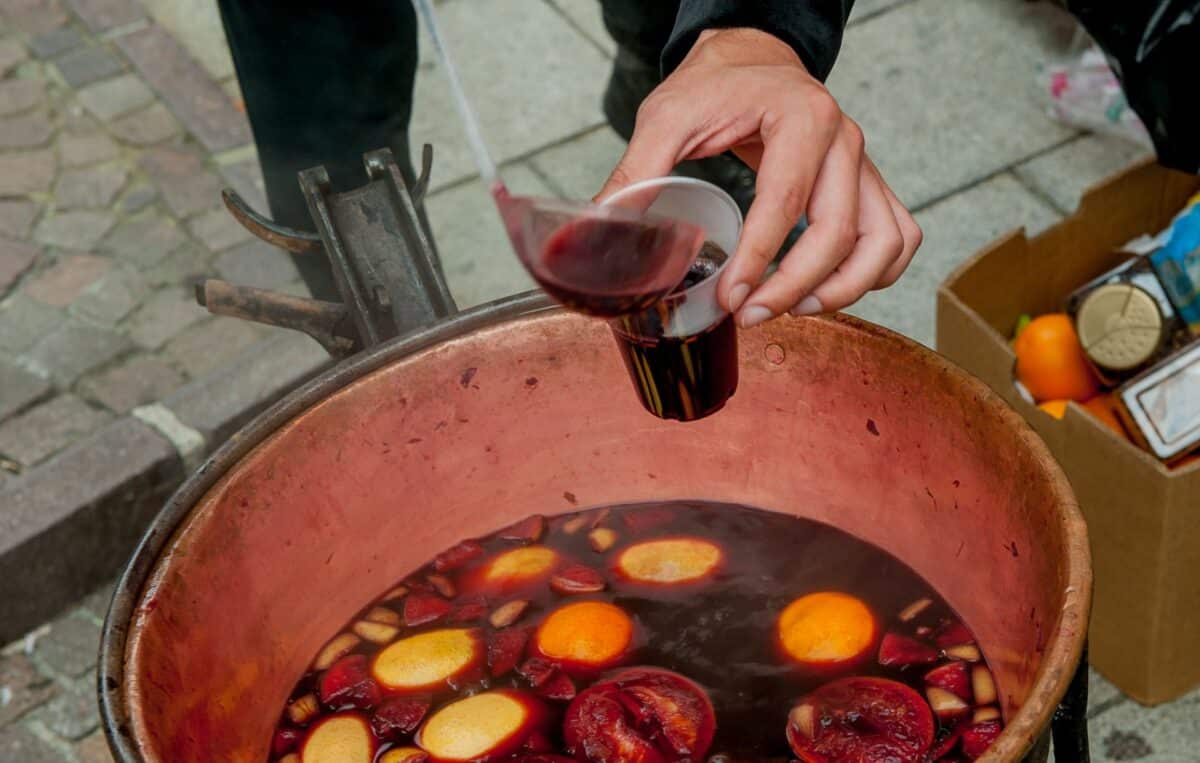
[197,146,458,357]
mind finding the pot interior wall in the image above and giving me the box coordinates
[124,312,1087,762]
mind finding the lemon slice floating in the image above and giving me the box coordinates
[615,537,723,584]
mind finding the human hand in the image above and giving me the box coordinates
[596,28,921,327]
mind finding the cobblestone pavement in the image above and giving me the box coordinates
[0,0,1193,760]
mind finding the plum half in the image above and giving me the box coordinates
[786,676,935,763]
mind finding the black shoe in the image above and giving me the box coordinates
[602,48,805,259]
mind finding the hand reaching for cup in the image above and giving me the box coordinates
[596,28,922,328]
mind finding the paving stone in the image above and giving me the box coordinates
[0,39,28,77]
[56,130,119,167]
[0,394,112,466]
[2,0,69,35]
[108,101,180,147]
[116,24,251,153]
[162,315,265,379]
[53,164,127,209]
[78,352,184,412]
[79,578,115,619]
[24,320,132,384]
[218,156,266,214]
[28,24,82,58]
[0,148,55,196]
[0,652,58,726]
[165,330,329,444]
[827,0,1079,209]
[850,0,913,24]
[187,206,251,253]
[32,609,101,678]
[66,0,142,32]
[1088,686,1200,762]
[33,676,99,740]
[0,237,39,292]
[527,127,626,200]
[0,200,39,238]
[33,210,115,251]
[139,145,221,217]
[116,183,157,214]
[142,242,211,287]
[137,0,234,81]
[0,417,180,642]
[0,107,53,148]
[100,216,184,268]
[125,286,205,349]
[0,77,45,116]
[76,730,114,763]
[24,253,111,306]
[1014,133,1154,215]
[0,723,61,763]
[548,0,615,55]
[1088,667,1124,713]
[847,172,1061,348]
[214,240,299,290]
[70,264,146,324]
[0,357,51,422]
[0,293,61,354]
[410,0,609,189]
[76,72,153,122]
[426,165,547,308]
[53,43,124,87]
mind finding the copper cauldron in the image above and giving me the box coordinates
[98,153,1091,763]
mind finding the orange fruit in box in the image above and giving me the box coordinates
[1037,400,1069,420]
[1013,314,1100,403]
[1083,394,1129,439]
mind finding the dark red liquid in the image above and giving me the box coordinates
[612,316,738,421]
[269,502,1005,762]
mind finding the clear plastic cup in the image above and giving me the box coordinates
[600,178,744,421]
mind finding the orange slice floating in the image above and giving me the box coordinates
[301,714,375,763]
[615,537,723,585]
[378,747,429,763]
[372,629,482,692]
[479,546,560,590]
[777,592,878,671]
[417,690,544,761]
[534,601,633,671]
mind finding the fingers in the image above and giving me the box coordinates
[594,97,689,203]
[801,162,904,314]
[732,116,861,326]
[866,158,922,288]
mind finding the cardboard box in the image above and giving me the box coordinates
[937,159,1200,706]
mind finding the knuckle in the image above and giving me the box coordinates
[635,92,671,125]
[906,218,924,251]
[841,118,865,154]
[829,220,859,255]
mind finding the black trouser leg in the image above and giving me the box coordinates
[216,0,419,300]
[598,0,679,140]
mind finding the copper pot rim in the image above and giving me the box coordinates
[98,292,1091,763]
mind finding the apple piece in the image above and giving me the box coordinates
[487,626,530,678]
[776,592,878,673]
[971,665,998,706]
[934,620,976,649]
[313,633,360,671]
[446,594,490,625]
[926,687,971,723]
[589,508,612,528]
[370,695,432,740]
[273,727,302,756]
[433,540,484,572]
[925,662,971,701]
[621,506,675,533]
[961,720,1003,760]
[382,585,409,602]
[427,574,457,599]
[379,747,430,763]
[929,720,967,760]
[404,592,452,628]
[279,755,300,763]
[364,607,401,626]
[287,694,320,725]
[789,704,816,739]
[517,657,557,688]
[945,644,982,663]
[500,515,547,543]
[588,527,618,553]
[533,601,634,673]
[353,619,399,645]
[488,600,530,629]
[478,546,561,592]
[535,670,577,702]
[899,597,933,622]
[550,564,606,595]
[372,628,483,693]
[319,655,381,711]
[614,537,723,585]
[973,706,1000,723]
[561,516,588,535]
[417,690,548,762]
[564,667,716,763]
[300,713,375,763]
[878,633,939,668]
[786,677,934,763]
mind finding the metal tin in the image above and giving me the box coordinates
[1076,283,1165,372]
[1117,341,1200,460]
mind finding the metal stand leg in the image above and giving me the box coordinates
[1050,642,1091,763]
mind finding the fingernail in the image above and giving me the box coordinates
[739,304,774,329]
[727,283,751,313]
[790,295,823,317]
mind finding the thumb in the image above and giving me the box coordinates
[593,108,687,203]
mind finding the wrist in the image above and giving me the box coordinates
[690,27,806,71]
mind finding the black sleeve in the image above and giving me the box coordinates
[662,0,855,81]
[1067,1,1200,173]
